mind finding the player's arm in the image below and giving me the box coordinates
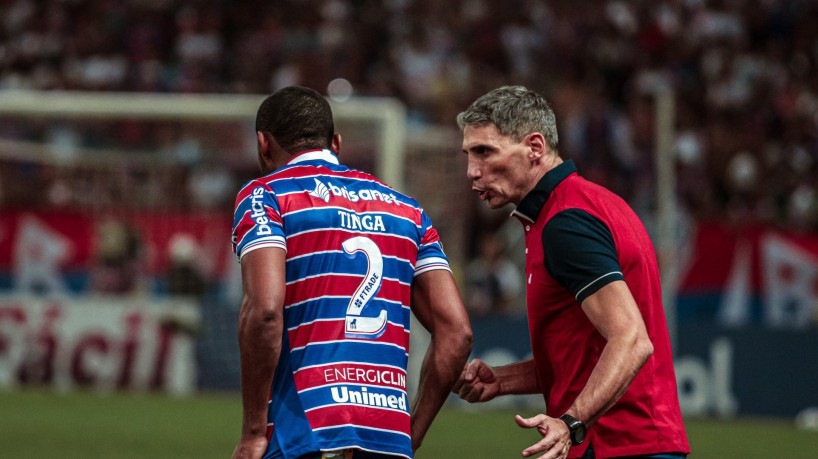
[232,248,287,459]
[565,280,653,426]
[409,269,473,453]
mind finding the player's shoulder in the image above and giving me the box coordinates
[238,165,319,193]
[343,167,425,209]
[233,177,273,205]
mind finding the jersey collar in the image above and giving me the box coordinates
[511,159,577,223]
[287,149,340,166]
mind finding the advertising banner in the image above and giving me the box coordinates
[0,209,233,294]
[460,316,818,418]
[674,324,818,418]
[678,222,818,328]
[0,295,199,394]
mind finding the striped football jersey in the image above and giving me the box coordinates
[232,149,450,459]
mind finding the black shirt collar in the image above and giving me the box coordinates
[512,160,577,223]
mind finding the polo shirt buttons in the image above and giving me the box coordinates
[525,248,528,254]
[525,225,530,231]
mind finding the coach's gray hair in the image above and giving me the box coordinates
[456,85,559,151]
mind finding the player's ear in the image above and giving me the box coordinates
[331,132,342,156]
[257,131,285,172]
[525,132,546,161]
[257,131,272,159]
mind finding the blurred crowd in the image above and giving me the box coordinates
[2,0,818,317]
[2,0,818,231]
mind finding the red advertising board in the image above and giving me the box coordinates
[0,209,233,293]
[0,295,199,393]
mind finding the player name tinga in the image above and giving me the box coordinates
[338,210,387,232]
[331,385,408,411]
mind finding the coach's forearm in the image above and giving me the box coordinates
[566,330,653,427]
[496,359,540,395]
[567,281,654,427]
[238,295,283,437]
[410,328,472,451]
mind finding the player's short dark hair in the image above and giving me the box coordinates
[256,86,334,154]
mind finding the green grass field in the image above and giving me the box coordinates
[2,389,817,458]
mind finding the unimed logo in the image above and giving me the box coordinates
[330,385,408,411]
[309,178,401,206]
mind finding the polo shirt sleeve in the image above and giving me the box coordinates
[542,208,624,304]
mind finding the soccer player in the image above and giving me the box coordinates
[231,86,472,459]
[453,86,690,459]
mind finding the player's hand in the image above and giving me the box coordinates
[514,414,571,459]
[231,434,268,459]
[452,359,501,403]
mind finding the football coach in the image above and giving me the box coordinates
[452,86,690,459]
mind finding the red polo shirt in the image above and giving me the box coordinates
[512,160,689,458]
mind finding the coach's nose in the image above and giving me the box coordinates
[466,157,481,181]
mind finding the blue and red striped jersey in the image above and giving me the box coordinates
[232,149,450,459]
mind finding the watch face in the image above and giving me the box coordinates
[560,414,587,446]
[573,424,587,445]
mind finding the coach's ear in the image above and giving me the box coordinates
[525,132,546,162]
[331,132,342,156]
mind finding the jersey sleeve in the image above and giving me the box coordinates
[542,208,624,304]
[414,209,451,276]
[232,181,286,262]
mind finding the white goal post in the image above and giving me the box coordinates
[0,89,407,191]
[654,86,679,353]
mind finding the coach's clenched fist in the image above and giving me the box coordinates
[452,359,501,403]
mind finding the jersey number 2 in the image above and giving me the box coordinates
[342,236,387,339]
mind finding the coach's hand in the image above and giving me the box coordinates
[452,359,500,403]
[231,434,268,459]
[515,414,571,459]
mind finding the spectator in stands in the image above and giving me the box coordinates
[89,220,143,294]
[165,233,206,299]
[0,0,816,230]
[465,231,523,317]
[163,233,205,336]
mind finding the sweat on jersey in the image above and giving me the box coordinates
[231,149,450,459]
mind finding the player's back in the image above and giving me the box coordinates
[269,149,424,379]
[232,149,447,459]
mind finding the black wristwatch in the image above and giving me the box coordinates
[559,413,587,446]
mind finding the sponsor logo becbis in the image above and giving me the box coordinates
[309,178,401,206]
[250,187,272,235]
